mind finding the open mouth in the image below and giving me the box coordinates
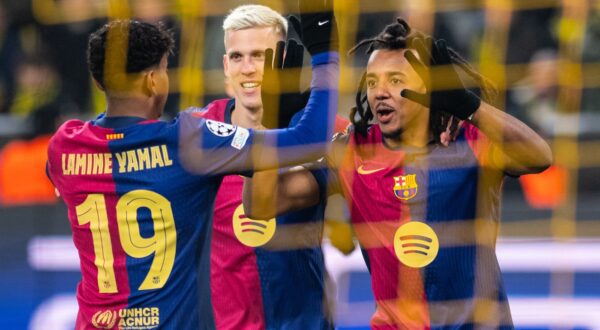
[376,106,395,123]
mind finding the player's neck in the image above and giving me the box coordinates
[105,97,159,120]
[231,105,264,129]
[383,122,430,149]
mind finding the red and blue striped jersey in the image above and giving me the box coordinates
[197,99,346,330]
[46,52,339,329]
[330,123,512,329]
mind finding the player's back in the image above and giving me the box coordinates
[47,116,220,329]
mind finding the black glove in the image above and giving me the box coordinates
[261,39,309,128]
[289,0,338,56]
[401,37,480,120]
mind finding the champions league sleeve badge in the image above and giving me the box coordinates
[206,119,237,137]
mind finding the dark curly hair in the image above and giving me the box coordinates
[87,20,175,90]
[348,18,496,144]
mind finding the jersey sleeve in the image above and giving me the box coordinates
[179,52,339,176]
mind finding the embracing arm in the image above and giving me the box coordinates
[243,131,348,219]
[243,167,320,219]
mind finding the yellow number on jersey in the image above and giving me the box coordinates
[116,190,176,290]
[75,190,177,293]
[76,194,118,293]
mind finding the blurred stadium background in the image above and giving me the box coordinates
[1,0,599,329]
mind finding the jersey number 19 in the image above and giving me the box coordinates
[75,190,177,293]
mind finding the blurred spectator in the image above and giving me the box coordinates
[581,11,600,115]
[10,56,60,117]
[37,19,103,115]
[506,8,559,65]
[433,10,485,59]
[0,2,24,114]
[0,55,62,205]
[509,49,558,135]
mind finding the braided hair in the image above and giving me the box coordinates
[348,18,496,144]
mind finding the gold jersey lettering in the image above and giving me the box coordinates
[126,150,139,172]
[161,145,173,166]
[103,153,112,174]
[60,146,172,176]
[92,153,104,175]
[137,148,151,170]
[115,152,127,173]
[62,153,113,175]
[150,146,164,168]
[67,154,75,175]
[75,153,86,175]
[85,154,92,175]
[62,154,71,175]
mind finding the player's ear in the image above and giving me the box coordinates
[223,54,229,77]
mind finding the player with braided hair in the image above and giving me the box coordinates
[244,17,552,329]
[349,18,496,145]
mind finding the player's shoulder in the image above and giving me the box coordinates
[326,126,353,168]
[184,98,231,121]
[332,124,353,145]
[334,114,351,134]
[58,118,87,131]
[50,119,88,141]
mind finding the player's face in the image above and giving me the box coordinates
[366,49,428,139]
[223,27,282,113]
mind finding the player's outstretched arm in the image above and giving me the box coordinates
[244,40,321,218]
[251,0,339,170]
[180,0,339,176]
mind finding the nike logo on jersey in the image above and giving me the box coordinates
[318,20,329,26]
[357,164,385,175]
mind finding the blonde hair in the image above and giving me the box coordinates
[222,4,288,45]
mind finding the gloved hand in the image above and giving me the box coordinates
[401,37,480,120]
[262,39,309,128]
[289,0,338,56]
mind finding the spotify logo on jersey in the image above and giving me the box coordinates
[393,221,439,268]
[232,204,276,247]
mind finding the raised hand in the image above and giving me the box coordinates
[261,38,308,128]
[289,0,338,56]
[401,37,480,120]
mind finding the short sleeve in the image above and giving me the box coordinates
[178,111,257,176]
